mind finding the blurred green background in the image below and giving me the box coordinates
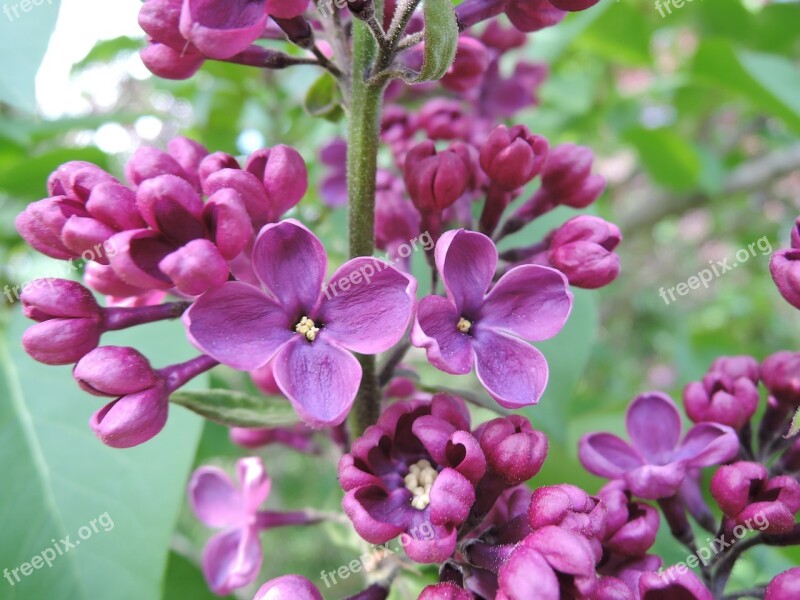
[1,0,799,598]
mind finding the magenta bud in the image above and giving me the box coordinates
[245,145,308,220]
[549,216,622,289]
[403,141,470,214]
[419,583,472,600]
[598,481,659,557]
[15,197,87,260]
[159,239,229,296]
[74,346,158,396]
[85,182,146,231]
[47,161,99,197]
[140,43,205,80]
[766,568,800,600]
[203,168,271,229]
[761,351,800,406]
[683,373,759,430]
[253,575,322,600]
[198,152,241,183]
[770,249,800,310]
[480,20,527,52]
[548,0,600,10]
[138,0,186,50]
[125,146,188,188]
[479,125,548,191]
[61,216,117,264]
[167,137,209,191]
[136,174,206,243]
[505,0,565,33]
[84,263,148,298]
[265,0,309,19]
[419,99,471,141]
[90,384,169,448]
[180,0,268,60]
[638,568,712,599]
[107,229,175,290]
[203,188,252,259]
[22,279,100,321]
[57,163,117,204]
[441,36,489,93]
[474,415,548,485]
[710,355,760,383]
[540,143,605,208]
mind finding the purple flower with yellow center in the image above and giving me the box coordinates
[411,229,572,408]
[184,219,417,427]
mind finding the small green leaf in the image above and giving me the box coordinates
[625,127,702,192]
[170,389,298,428]
[304,72,344,121]
[787,407,800,439]
[403,0,458,84]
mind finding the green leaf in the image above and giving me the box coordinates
[625,127,702,192]
[575,1,650,67]
[0,147,110,200]
[787,406,800,439]
[72,36,142,73]
[0,0,62,111]
[304,72,344,121]
[0,313,206,600]
[162,552,232,600]
[403,0,458,83]
[170,389,298,428]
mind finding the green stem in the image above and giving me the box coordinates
[347,5,387,437]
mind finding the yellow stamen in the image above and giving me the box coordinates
[295,316,320,342]
[405,459,438,510]
[457,317,472,333]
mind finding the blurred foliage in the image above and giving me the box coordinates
[1,0,799,598]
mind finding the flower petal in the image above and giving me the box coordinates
[429,468,475,526]
[480,265,573,341]
[579,433,642,478]
[676,423,739,468]
[319,257,417,353]
[497,546,560,600]
[236,457,271,515]
[411,295,473,374]
[184,281,293,370]
[341,487,408,544]
[436,229,497,315]
[202,527,262,595]
[251,219,326,316]
[189,466,244,528]
[273,336,360,427]
[472,328,548,408]
[625,392,682,464]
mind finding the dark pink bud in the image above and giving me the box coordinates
[203,168,272,229]
[159,239,229,296]
[765,567,800,600]
[770,249,800,310]
[761,351,800,406]
[136,174,206,243]
[74,346,158,396]
[598,481,659,557]
[404,141,470,214]
[138,0,185,49]
[140,43,205,80]
[106,229,175,290]
[179,0,268,60]
[549,216,622,289]
[539,143,605,209]
[198,151,241,183]
[479,125,548,191]
[505,0,565,33]
[419,99,471,141]
[15,197,87,259]
[638,568,712,599]
[245,145,308,220]
[125,146,187,188]
[710,355,759,383]
[85,182,146,231]
[90,385,169,448]
[22,278,100,321]
[683,372,759,430]
[480,20,527,52]
[419,583,472,600]
[84,263,149,298]
[474,415,548,485]
[47,161,98,197]
[61,217,117,264]
[203,188,252,259]
[167,136,209,191]
[253,575,322,600]
[441,36,489,93]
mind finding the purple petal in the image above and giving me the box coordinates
[579,433,642,478]
[480,265,573,341]
[159,239,229,296]
[472,328,548,408]
[341,488,408,544]
[273,336,360,427]
[412,415,457,465]
[107,229,175,290]
[428,468,475,526]
[89,387,168,448]
[676,423,740,468]
[626,393,682,464]
[184,281,293,370]
[236,456,271,514]
[403,523,458,564]
[497,546,560,600]
[435,229,498,315]
[202,527,262,595]
[252,219,327,316]
[180,0,268,60]
[625,463,687,500]
[411,295,473,374]
[319,257,417,354]
[189,466,244,528]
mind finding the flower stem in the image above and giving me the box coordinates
[347,3,387,437]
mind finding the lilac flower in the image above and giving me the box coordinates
[441,36,489,93]
[338,395,486,563]
[180,0,268,60]
[579,392,739,499]
[765,567,800,600]
[411,229,572,409]
[597,480,660,557]
[185,219,417,426]
[253,575,322,600]
[684,364,760,430]
[638,567,712,599]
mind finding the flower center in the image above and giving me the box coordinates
[295,316,319,342]
[404,459,438,510]
[457,317,472,333]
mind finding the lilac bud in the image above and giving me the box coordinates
[179,0,268,60]
[159,239,229,296]
[74,346,158,396]
[61,217,117,264]
[126,147,188,188]
[638,568,712,599]
[419,583,472,600]
[455,0,506,31]
[47,161,98,197]
[474,415,548,485]
[21,280,103,365]
[265,0,309,19]
[140,43,205,80]
[479,125,548,191]
[540,143,605,209]
[198,152,241,183]
[683,372,759,430]
[505,0,565,33]
[765,567,800,600]
[480,20,527,53]
[84,263,149,298]
[441,36,489,93]
[710,355,759,383]
[548,0,601,10]
[597,481,659,557]
[770,249,800,310]
[203,168,272,229]
[56,163,118,204]
[138,0,185,50]
[549,216,622,289]
[403,141,470,214]
[106,229,175,290]
[245,145,308,220]
[167,136,209,191]
[419,100,471,141]
[15,197,87,259]
[85,182,146,231]
[761,351,800,406]
[203,188,252,259]
[136,174,206,243]
[90,385,169,448]
[710,461,800,534]
[253,575,322,600]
